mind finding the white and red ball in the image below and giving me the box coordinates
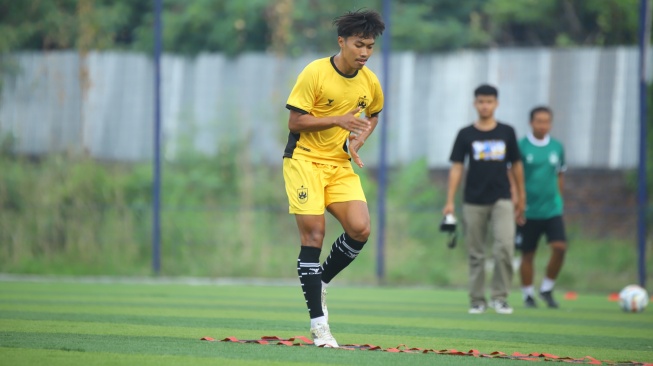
[618,285,649,313]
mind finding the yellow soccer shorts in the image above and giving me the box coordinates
[283,158,367,215]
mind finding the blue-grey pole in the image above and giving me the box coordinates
[637,0,651,288]
[152,0,162,275]
[376,0,391,283]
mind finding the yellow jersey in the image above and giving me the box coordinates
[284,56,384,166]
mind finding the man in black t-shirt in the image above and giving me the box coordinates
[442,84,526,315]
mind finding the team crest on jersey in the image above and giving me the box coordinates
[297,186,308,204]
[357,96,368,110]
[549,152,559,165]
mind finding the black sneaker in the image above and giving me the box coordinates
[524,295,537,308]
[539,291,559,308]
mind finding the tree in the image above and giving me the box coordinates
[0,0,648,55]
[482,0,641,47]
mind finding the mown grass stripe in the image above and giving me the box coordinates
[1,296,646,331]
[0,334,523,366]
[2,300,649,332]
[1,302,650,341]
[0,347,330,366]
[2,329,652,365]
[2,313,651,354]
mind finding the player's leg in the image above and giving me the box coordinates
[518,219,543,307]
[322,200,370,283]
[320,165,370,287]
[539,215,567,308]
[295,214,338,346]
[462,203,491,313]
[489,199,515,314]
[295,214,327,322]
[545,241,566,281]
[283,159,337,347]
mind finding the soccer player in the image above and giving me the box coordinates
[282,10,385,348]
[443,84,525,315]
[516,106,567,309]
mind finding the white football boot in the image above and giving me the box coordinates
[310,322,339,348]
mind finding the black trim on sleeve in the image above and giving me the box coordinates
[286,104,309,114]
[369,109,382,118]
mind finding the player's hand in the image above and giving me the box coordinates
[348,134,365,167]
[515,200,526,225]
[442,202,455,216]
[337,107,370,135]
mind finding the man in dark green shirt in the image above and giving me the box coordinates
[516,106,567,309]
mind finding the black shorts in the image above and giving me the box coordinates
[516,215,566,253]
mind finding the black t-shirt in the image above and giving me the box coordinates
[449,122,521,204]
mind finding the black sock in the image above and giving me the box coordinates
[321,233,366,284]
[297,246,324,319]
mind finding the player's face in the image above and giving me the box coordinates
[338,35,375,73]
[473,95,498,119]
[530,111,552,139]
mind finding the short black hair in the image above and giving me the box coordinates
[333,9,385,39]
[530,106,553,121]
[474,84,498,98]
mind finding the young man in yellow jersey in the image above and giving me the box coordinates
[283,9,385,348]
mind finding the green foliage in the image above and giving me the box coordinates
[386,159,442,244]
[482,0,641,47]
[0,0,648,55]
[0,152,649,289]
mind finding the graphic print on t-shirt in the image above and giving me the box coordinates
[472,140,506,161]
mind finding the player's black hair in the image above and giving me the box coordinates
[474,84,498,98]
[530,106,553,121]
[333,9,385,39]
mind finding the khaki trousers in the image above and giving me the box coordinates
[462,199,515,306]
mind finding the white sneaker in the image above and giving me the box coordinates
[468,304,486,314]
[321,288,329,322]
[491,300,514,314]
[310,322,339,348]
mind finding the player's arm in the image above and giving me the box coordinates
[507,166,518,205]
[510,161,527,224]
[558,172,564,195]
[288,108,370,134]
[348,115,378,168]
[443,162,463,215]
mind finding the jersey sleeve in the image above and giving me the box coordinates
[449,129,466,163]
[366,75,384,117]
[506,126,521,163]
[286,63,319,114]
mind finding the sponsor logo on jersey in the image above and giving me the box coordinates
[472,140,506,161]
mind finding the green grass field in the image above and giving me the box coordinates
[1,279,652,365]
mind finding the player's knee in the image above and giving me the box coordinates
[521,251,535,262]
[468,253,484,265]
[551,242,567,254]
[348,224,370,242]
[301,229,325,247]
